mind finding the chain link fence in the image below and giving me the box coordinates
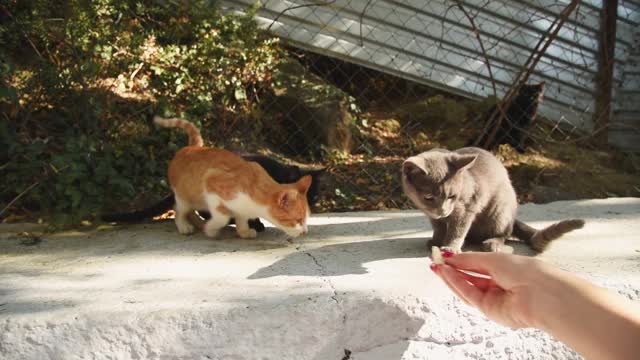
[214,0,640,212]
[4,1,639,225]
[2,7,640,360]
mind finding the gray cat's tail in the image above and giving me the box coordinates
[513,219,585,252]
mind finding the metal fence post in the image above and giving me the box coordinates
[593,0,619,145]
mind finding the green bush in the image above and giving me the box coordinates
[0,0,282,227]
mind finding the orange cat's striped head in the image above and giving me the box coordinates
[268,175,312,237]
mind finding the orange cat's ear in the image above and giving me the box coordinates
[296,175,312,194]
[277,189,298,208]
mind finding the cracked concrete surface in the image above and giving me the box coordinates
[1,198,639,359]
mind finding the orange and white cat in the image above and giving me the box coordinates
[154,116,311,238]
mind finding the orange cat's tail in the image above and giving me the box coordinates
[153,116,204,147]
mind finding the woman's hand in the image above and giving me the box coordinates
[431,251,640,360]
[431,251,561,329]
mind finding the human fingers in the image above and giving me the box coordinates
[435,265,521,328]
[433,265,471,305]
[443,252,505,274]
[458,271,497,291]
[437,264,484,308]
[444,252,532,288]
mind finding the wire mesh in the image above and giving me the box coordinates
[214,0,640,211]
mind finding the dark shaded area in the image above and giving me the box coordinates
[248,237,535,280]
[469,83,545,152]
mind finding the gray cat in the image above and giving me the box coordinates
[401,147,584,253]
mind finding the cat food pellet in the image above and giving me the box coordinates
[431,246,444,265]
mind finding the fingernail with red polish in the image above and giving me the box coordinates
[442,250,455,258]
[429,263,440,272]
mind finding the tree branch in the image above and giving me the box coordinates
[453,0,497,98]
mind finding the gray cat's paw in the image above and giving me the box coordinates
[482,238,505,252]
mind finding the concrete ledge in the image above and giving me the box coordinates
[1,198,639,359]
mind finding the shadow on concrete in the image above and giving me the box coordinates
[0,299,81,316]
[250,237,427,279]
[517,198,640,222]
[0,269,105,316]
[2,198,637,259]
[311,295,424,360]
[217,292,424,360]
[248,237,534,279]
[0,214,430,262]
[0,222,290,260]
[0,289,424,360]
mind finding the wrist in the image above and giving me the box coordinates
[528,269,640,360]
[526,263,579,331]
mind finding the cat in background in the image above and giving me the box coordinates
[154,116,311,238]
[101,154,324,232]
[402,147,583,253]
[470,83,545,153]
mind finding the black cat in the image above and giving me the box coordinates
[101,154,324,232]
[470,83,545,153]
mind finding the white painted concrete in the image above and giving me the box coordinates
[1,198,639,359]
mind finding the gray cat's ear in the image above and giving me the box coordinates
[402,161,420,176]
[451,154,477,172]
[403,161,426,183]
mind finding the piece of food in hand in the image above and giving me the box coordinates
[431,246,444,265]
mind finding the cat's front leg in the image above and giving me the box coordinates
[204,212,231,238]
[429,219,447,247]
[174,196,195,235]
[201,201,231,237]
[483,237,506,252]
[441,213,475,253]
[234,216,257,239]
